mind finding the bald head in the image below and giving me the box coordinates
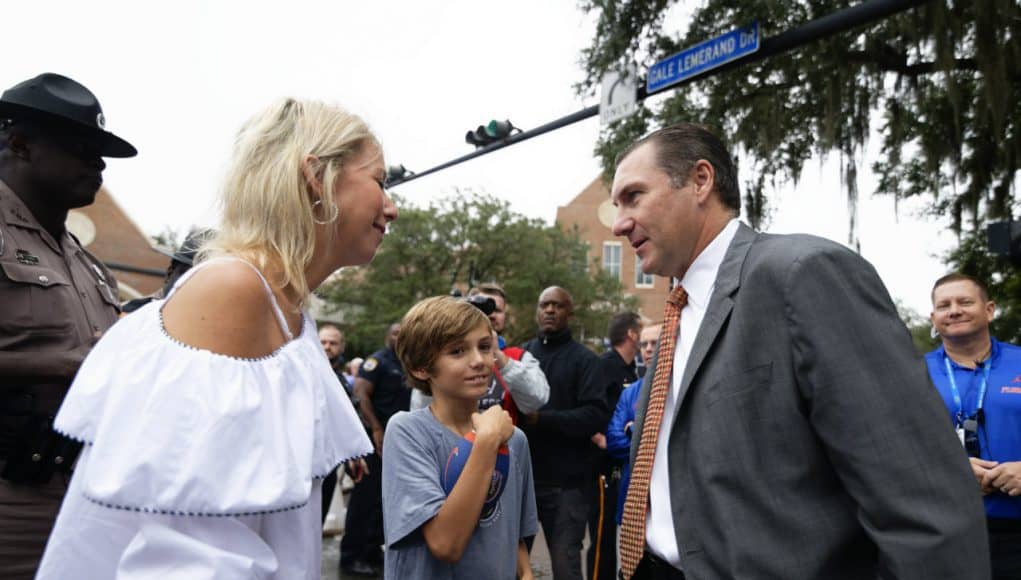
[537,286,573,335]
[318,324,345,360]
[385,323,401,349]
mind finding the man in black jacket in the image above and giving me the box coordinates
[521,286,610,580]
[588,311,642,580]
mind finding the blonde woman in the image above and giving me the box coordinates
[37,98,396,579]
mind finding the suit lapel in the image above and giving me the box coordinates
[629,223,758,463]
[674,224,755,409]
[630,352,656,462]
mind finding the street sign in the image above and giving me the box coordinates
[600,65,638,125]
[646,22,760,94]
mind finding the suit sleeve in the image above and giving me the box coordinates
[534,350,610,439]
[785,246,988,579]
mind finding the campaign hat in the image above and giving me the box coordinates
[154,228,215,267]
[0,73,137,158]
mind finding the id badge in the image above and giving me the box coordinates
[956,426,966,447]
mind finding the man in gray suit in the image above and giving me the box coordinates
[610,123,988,580]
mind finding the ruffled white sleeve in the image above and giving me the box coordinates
[53,301,372,516]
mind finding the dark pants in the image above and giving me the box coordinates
[321,469,338,525]
[0,475,68,580]
[989,518,1021,580]
[536,485,590,580]
[630,552,686,580]
[587,474,619,580]
[340,452,383,567]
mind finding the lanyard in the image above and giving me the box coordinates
[944,353,992,427]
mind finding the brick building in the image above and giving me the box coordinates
[66,187,166,299]
[556,176,669,323]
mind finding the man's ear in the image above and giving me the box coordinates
[300,154,323,197]
[691,159,716,204]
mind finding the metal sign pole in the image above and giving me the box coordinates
[387,0,930,188]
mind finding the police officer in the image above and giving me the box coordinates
[0,72,136,578]
[342,322,408,576]
[122,228,214,313]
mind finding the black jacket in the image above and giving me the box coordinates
[599,347,638,412]
[521,328,610,487]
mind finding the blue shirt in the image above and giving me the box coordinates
[606,377,643,523]
[926,338,1021,519]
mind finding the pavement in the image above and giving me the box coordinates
[320,473,600,578]
[322,527,560,579]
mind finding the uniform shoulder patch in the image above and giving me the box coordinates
[363,357,379,372]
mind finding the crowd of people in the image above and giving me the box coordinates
[0,71,1017,580]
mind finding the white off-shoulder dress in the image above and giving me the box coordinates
[36,258,372,579]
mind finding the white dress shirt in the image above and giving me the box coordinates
[646,218,740,567]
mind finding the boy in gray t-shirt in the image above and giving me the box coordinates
[385,296,538,579]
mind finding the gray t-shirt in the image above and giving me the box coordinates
[382,408,538,579]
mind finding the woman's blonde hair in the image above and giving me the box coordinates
[396,296,493,395]
[200,98,378,304]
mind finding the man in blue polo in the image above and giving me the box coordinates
[927,273,1021,579]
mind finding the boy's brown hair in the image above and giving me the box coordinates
[396,296,493,395]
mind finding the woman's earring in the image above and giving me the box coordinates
[312,199,338,225]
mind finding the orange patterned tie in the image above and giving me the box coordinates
[618,285,688,579]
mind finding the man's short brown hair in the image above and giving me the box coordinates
[616,122,741,213]
[396,296,493,395]
[468,282,507,301]
[931,273,991,302]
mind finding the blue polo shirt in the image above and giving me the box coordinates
[925,339,1021,519]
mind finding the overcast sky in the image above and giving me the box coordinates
[7,0,957,316]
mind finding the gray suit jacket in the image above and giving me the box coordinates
[630,224,988,579]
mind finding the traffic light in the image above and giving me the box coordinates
[988,221,1021,267]
[465,120,518,148]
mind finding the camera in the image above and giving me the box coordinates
[467,295,496,315]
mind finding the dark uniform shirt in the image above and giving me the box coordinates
[358,346,409,428]
[0,180,120,451]
[599,347,638,412]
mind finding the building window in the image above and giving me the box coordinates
[602,242,622,279]
[635,256,654,288]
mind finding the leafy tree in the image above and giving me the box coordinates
[896,299,940,355]
[577,0,1021,339]
[319,191,635,356]
[579,0,1018,232]
[151,226,181,251]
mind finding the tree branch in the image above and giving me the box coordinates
[844,50,978,76]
